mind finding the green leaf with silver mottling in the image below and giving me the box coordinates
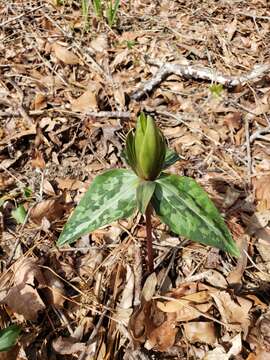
[152,174,240,257]
[57,169,139,246]
[0,325,21,352]
[162,148,182,169]
[136,181,156,214]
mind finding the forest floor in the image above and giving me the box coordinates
[0,0,270,359]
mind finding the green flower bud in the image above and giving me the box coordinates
[125,113,166,180]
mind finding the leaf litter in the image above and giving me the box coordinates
[0,0,270,358]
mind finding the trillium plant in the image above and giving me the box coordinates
[57,113,240,272]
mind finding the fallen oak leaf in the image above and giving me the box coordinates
[52,42,80,65]
[2,258,46,321]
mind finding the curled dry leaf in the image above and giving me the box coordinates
[1,258,65,320]
[141,272,157,302]
[146,312,178,352]
[52,42,80,65]
[227,235,248,285]
[157,283,213,321]
[2,258,46,321]
[118,265,134,310]
[30,197,66,225]
[42,268,65,308]
[203,333,242,359]
[33,93,47,110]
[183,321,217,345]
[52,336,86,355]
[211,291,252,336]
[0,174,15,190]
[31,149,46,170]
[157,298,212,322]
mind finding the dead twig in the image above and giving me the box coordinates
[250,126,270,143]
[131,60,270,100]
[245,115,252,184]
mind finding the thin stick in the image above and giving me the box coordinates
[145,204,154,273]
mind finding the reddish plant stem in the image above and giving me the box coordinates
[145,204,154,273]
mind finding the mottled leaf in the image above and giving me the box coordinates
[0,325,20,352]
[136,181,156,214]
[163,148,182,169]
[152,174,240,257]
[57,169,138,246]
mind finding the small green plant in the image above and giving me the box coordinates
[0,325,20,352]
[209,83,223,99]
[126,40,137,50]
[58,113,240,272]
[81,0,90,30]
[93,0,102,17]
[11,204,26,224]
[106,0,120,27]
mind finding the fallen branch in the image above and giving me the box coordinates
[131,60,270,100]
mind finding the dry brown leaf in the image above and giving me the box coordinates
[225,17,237,42]
[71,90,98,112]
[43,179,56,196]
[90,34,108,53]
[0,345,20,360]
[52,336,86,355]
[118,265,134,310]
[175,302,212,322]
[31,149,46,170]
[203,333,242,359]
[223,112,242,132]
[254,176,270,211]
[249,350,270,360]
[183,322,216,345]
[42,268,65,308]
[227,235,248,284]
[30,197,65,225]
[157,290,213,322]
[211,291,252,336]
[247,211,270,235]
[33,93,47,110]
[52,43,80,65]
[204,270,227,288]
[56,177,84,191]
[0,174,15,190]
[3,258,46,321]
[146,313,177,352]
[141,272,157,302]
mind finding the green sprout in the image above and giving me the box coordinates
[81,0,90,30]
[93,0,102,17]
[209,83,223,99]
[57,113,240,272]
[106,0,120,27]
